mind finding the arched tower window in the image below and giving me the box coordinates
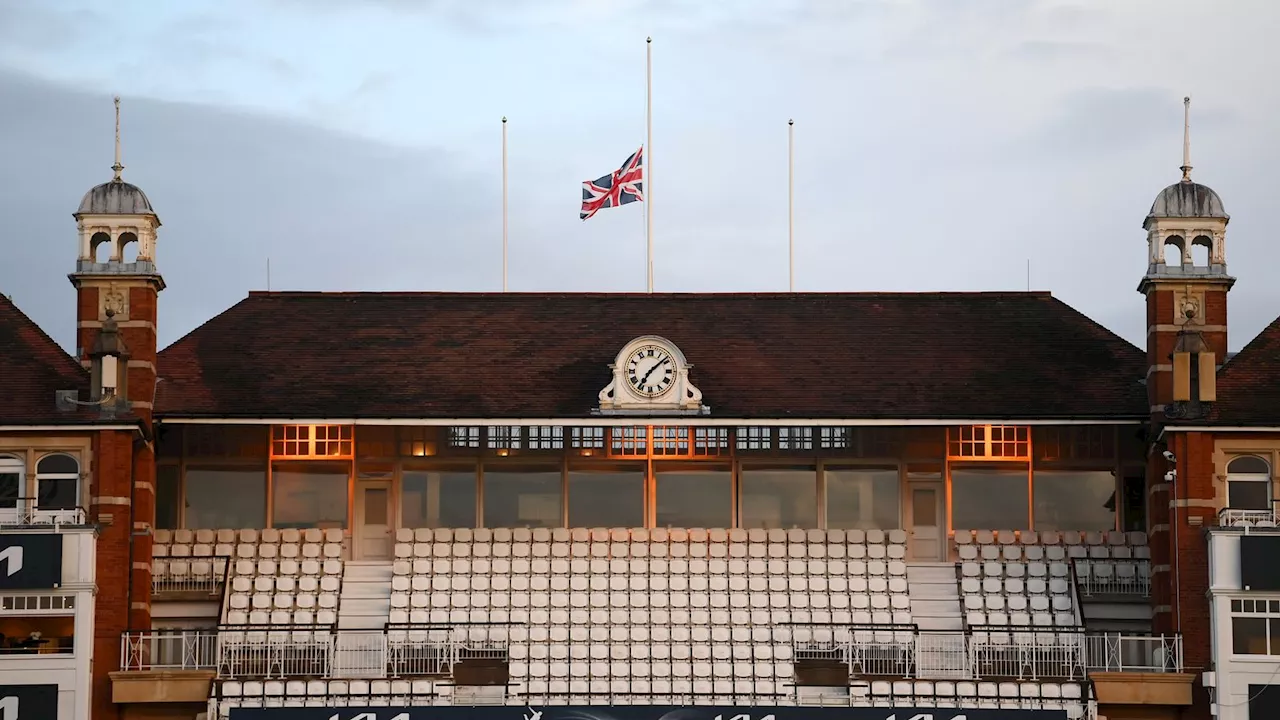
[119,231,139,263]
[0,455,22,510]
[1162,235,1185,267]
[1227,455,1272,510]
[36,454,80,511]
[1191,235,1213,268]
[91,232,113,263]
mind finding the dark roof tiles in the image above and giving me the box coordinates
[155,292,1150,420]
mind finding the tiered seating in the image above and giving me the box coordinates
[389,527,911,699]
[221,529,346,625]
[852,679,1088,718]
[212,678,440,717]
[955,529,1149,599]
[152,528,228,591]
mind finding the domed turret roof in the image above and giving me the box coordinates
[1147,180,1227,220]
[76,179,155,216]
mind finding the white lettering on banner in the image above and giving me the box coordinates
[327,714,408,720]
[0,696,17,720]
[0,548,21,577]
[715,715,775,720]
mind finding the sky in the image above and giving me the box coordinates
[1,0,1278,353]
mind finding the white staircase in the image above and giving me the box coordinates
[331,561,394,678]
[908,562,968,679]
[907,562,963,631]
[337,561,393,630]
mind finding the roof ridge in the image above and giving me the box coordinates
[244,290,1058,298]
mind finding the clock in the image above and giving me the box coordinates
[625,343,675,397]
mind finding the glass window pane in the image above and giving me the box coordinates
[0,457,22,509]
[912,489,937,527]
[402,468,476,528]
[1229,456,1271,475]
[1234,617,1269,655]
[37,478,78,510]
[568,468,644,528]
[186,466,266,528]
[739,467,816,529]
[483,465,561,528]
[272,462,349,529]
[363,488,388,525]
[951,466,1029,530]
[37,454,78,475]
[1229,480,1271,510]
[1032,470,1116,531]
[156,465,180,530]
[825,467,900,530]
[655,468,731,528]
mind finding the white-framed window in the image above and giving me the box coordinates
[36,454,80,510]
[1231,598,1280,655]
[1227,455,1272,510]
[0,455,23,509]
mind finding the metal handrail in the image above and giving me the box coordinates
[0,499,88,527]
[1219,507,1280,528]
[1084,633,1183,673]
[121,630,219,671]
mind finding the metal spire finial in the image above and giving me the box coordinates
[112,96,124,182]
[1180,96,1192,182]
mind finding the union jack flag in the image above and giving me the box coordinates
[580,146,644,221]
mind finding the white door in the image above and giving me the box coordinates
[908,484,945,561]
[355,482,392,561]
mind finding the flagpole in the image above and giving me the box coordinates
[646,36,654,294]
[502,116,509,293]
[788,118,794,293]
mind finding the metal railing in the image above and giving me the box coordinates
[1074,559,1151,598]
[0,500,87,527]
[789,624,1087,682]
[216,626,334,678]
[1219,507,1280,529]
[152,557,229,595]
[121,630,219,671]
[1084,633,1183,673]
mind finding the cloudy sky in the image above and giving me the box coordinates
[2,0,1278,352]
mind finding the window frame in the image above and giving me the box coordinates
[1227,455,1273,511]
[34,453,81,511]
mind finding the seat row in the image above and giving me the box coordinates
[397,527,911,544]
[393,558,909,579]
[955,529,1145,546]
[158,528,345,544]
[396,541,907,560]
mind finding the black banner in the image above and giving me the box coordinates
[0,684,59,720]
[0,534,62,590]
[229,706,1069,720]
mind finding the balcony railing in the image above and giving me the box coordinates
[1074,559,1151,598]
[1084,633,1183,673]
[121,630,219,671]
[1219,507,1280,529]
[0,500,87,527]
[152,557,229,595]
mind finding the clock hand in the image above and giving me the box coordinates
[640,356,670,385]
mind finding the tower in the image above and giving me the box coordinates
[69,96,163,423]
[1139,98,1231,702]
[1138,97,1232,418]
[69,99,161,699]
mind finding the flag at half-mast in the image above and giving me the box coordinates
[580,146,644,221]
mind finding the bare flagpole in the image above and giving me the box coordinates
[646,37,654,294]
[502,116,509,292]
[788,118,795,292]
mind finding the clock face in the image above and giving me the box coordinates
[625,344,675,397]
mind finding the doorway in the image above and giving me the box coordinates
[907,481,945,561]
[354,480,392,561]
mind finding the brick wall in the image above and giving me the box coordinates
[91,429,136,720]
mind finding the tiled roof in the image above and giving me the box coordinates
[154,292,1150,421]
[0,295,94,425]
[1207,314,1280,425]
